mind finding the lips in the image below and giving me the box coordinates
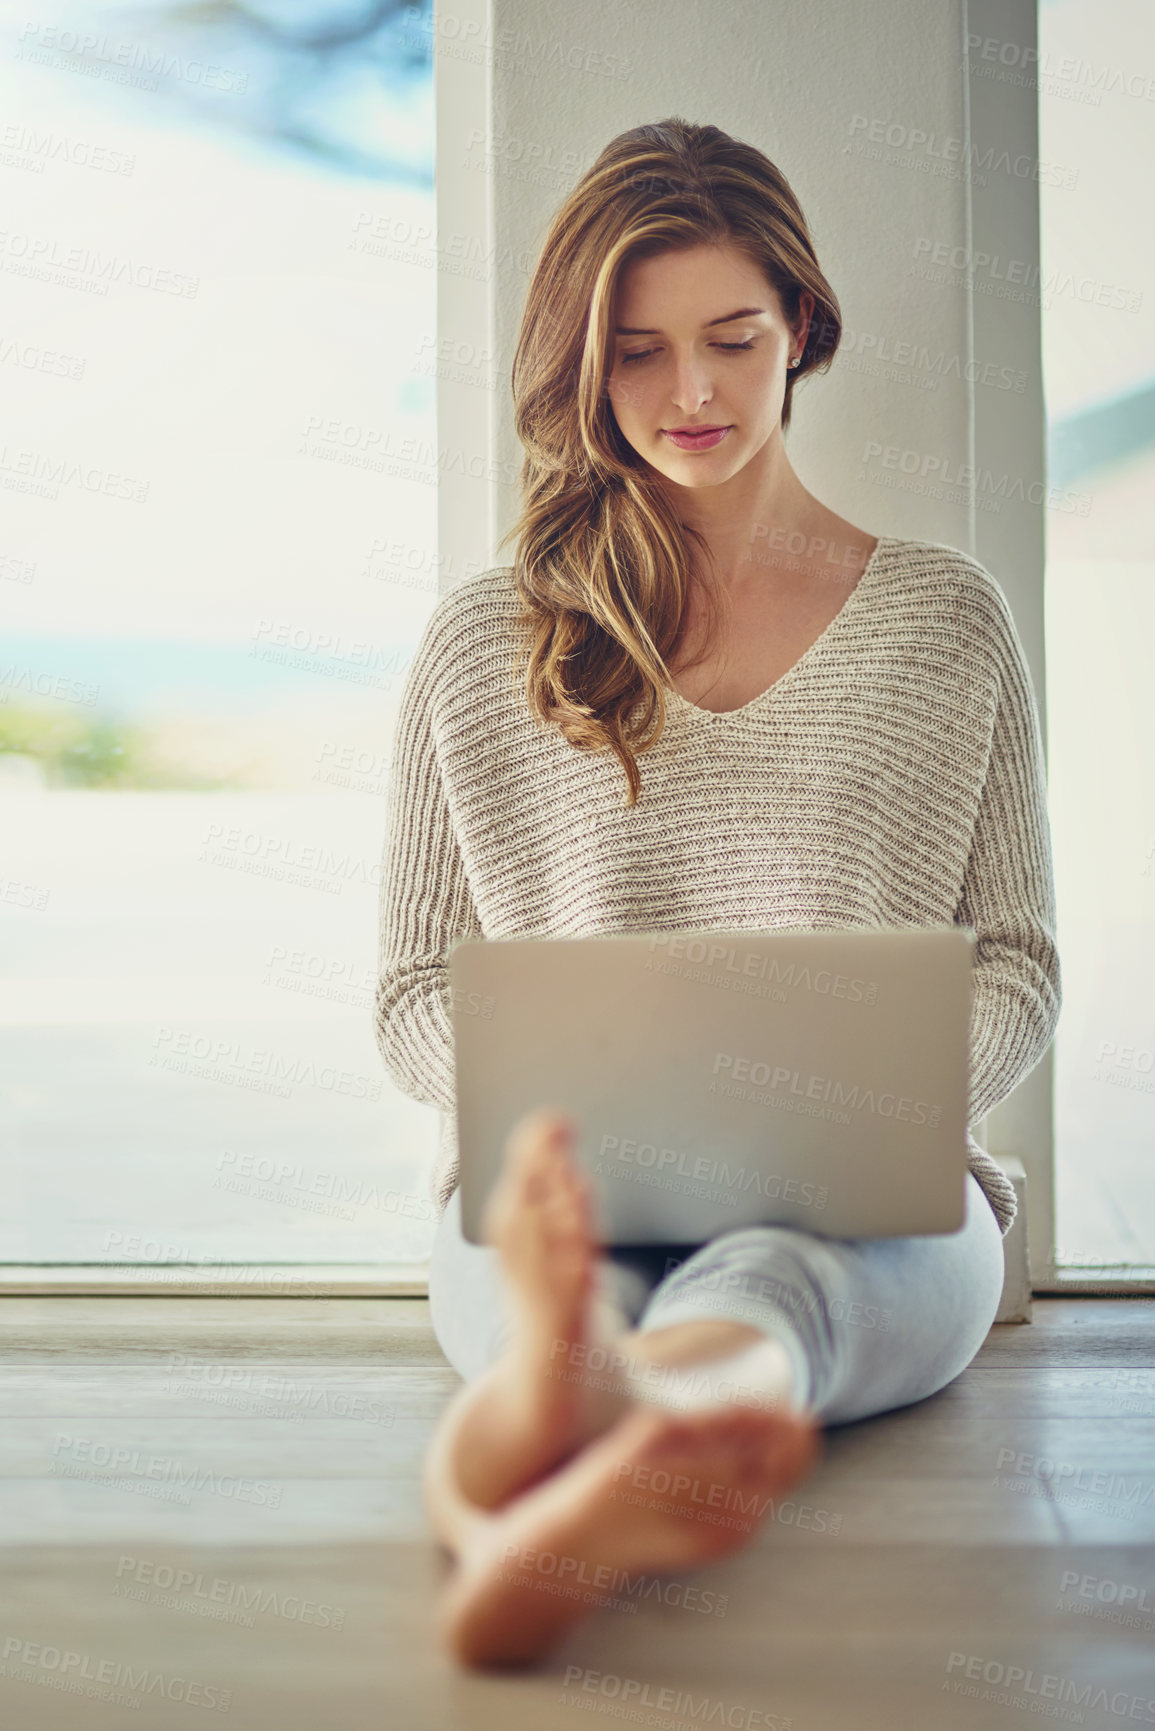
[661,426,731,451]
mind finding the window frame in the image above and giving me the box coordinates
[967,0,1152,1292]
[13,0,1147,1296]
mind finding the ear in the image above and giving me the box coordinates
[792,289,815,359]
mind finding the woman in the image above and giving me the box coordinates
[375,118,1061,1668]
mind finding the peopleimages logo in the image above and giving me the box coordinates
[711,1052,941,1126]
[597,1134,827,1209]
[1059,1568,1155,1623]
[0,1636,231,1712]
[560,1667,788,1728]
[944,1650,1155,1721]
[114,1556,346,1628]
[646,932,879,1003]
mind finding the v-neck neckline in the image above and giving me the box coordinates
[666,533,896,724]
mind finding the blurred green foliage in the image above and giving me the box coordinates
[0,703,236,790]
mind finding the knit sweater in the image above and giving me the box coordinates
[374,533,1062,1238]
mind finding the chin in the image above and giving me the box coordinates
[659,446,745,480]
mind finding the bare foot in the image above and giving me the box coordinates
[444,1107,633,1510]
[441,1396,820,1668]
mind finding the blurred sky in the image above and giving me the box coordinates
[0,0,437,656]
[1039,0,1155,418]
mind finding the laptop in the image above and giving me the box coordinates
[451,925,974,1245]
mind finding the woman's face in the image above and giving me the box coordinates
[604,242,809,489]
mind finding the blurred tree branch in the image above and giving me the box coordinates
[160,0,428,62]
[144,0,434,179]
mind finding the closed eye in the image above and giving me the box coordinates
[619,340,756,365]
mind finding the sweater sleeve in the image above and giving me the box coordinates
[374,606,482,1113]
[956,581,1062,1134]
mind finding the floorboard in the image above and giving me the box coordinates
[1,1297,1152,1730]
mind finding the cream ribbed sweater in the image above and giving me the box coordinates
[374,534,1062,1237]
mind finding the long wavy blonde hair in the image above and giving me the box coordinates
[499,117,843,807]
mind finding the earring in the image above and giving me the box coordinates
[789,355,801,368]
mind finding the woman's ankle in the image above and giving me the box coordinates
[617,1318,763,1369]
[615,1321,803,1414]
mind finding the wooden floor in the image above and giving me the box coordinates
[2,1297,1153,1730]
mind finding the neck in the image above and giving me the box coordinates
[664,432,828,593]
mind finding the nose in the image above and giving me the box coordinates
[669,350,715,417]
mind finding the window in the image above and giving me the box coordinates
[1038,0,1155,1272]
[1,1,439,1275]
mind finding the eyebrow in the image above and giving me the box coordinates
[613,306,767,336]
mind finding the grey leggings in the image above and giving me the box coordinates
[428,1173,1006,1426]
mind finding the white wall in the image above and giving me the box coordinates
[435,0,1054,1263]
